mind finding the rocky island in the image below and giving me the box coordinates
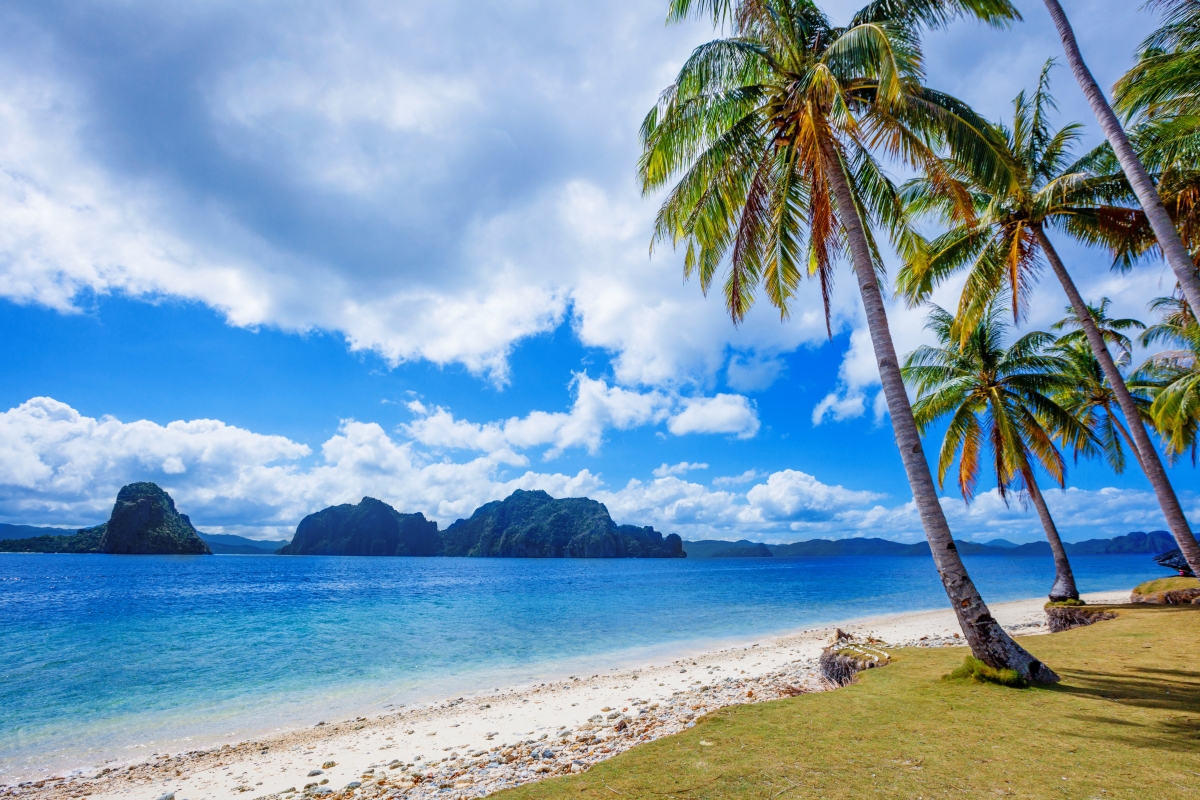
[0,482,211,555]
[439,489,684,558]
[278,497,440,556]
[275,489,684,558]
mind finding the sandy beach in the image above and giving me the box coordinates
[1,589,1129,800]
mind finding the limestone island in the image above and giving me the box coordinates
[278,489,685,558]
[0,482,211,555]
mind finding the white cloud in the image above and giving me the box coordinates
[403,376,759,461]
[402,373,673,460]
[712,469,764,486]
[743,470,885,522]
[652,461,709,478]
[667,394,760,439]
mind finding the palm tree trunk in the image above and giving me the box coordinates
[1020,466,1079,602]
[1034,225,1200,576]
[819,135,1058,683]
[1041,0,1200,315]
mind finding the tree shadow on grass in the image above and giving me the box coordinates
[1043,664,1200,751]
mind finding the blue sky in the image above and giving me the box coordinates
[0,0,1194,543]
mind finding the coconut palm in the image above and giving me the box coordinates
[1050,298,1146,367]
[896,65,1200,578]
[1039,0,1200,313]
[1052,337,1150,475]
[1133,292,1200,463]
[903,304,1088,601]
[641,0,1059,681]
[1115,0,1200,129]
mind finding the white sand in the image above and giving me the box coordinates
[3,590,1129,800]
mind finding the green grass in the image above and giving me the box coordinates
[945,655,1027,688]
[499,606,1200,799]
[1132,576,1200,595]
[1046,597,1086,607]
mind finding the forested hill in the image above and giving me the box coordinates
[684,530,1176,558]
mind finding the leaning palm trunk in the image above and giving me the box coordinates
[821,138,1058,682]
[1020,466,1079,601]
[1034,225,1200,576]
[1041,0,1200,314]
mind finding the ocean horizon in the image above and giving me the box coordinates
[0,552,1164,780]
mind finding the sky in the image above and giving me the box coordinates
[0,0,1195,544]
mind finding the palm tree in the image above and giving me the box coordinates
[1038,0,1200,313]
[1050,298,1146,367]
[1133,292,1200,463]
[897,65,1200,578]
[1115,0,1200,130]
[903,305,1087,601]
[641,0,1059,682]
[1052,337,1149,475]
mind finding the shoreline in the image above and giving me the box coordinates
[1,589,1130,800]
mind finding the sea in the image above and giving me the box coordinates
[0,552,1164,779]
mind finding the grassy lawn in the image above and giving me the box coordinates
[1132,576,1200,595]
[498,605,1200,799]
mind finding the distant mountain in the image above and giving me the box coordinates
[278,497,441,556]
[712,543,773,558]
[198,533,290,555]
[0,525,106,553]
[0,483,210,555]
[199,534,290,554]
[1065,530,1176,555]
[682,530,1179,558]
[683,540,764,559]
[440,490,684,558]
[768,537,928,557]
[0,523,90,541]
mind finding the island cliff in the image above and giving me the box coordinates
[0,482,210,555]
[100,482,211,554]
[439,489,684,558]
[277,497,441,556]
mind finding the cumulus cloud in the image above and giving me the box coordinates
[403,376,759,462]
[667,394,760,438]
[652,461,709,478]
[402,374,673,460]
[0,0,860,391]
[711,469,764,486]
[0,397,1185,544]
[743,470,885,522]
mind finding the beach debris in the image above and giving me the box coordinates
[1045,606,1117,632]
[819,631,891,688]
[322,762,336,769]
[306,771,323,777]
[154,793,175,800]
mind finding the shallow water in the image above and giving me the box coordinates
[0,552,1161,777]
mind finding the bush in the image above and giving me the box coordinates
[1046,598,1085,607]
[947,656,1028,689]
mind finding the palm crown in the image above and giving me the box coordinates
[1133,294,1200,463]
[902,304,1090,502]
[1050,297,1146,367]
[1051,337,1148,475]
[639,0,1010,329]
[896,62,1135,337]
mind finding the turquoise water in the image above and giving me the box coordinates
[0,552,1162,778]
